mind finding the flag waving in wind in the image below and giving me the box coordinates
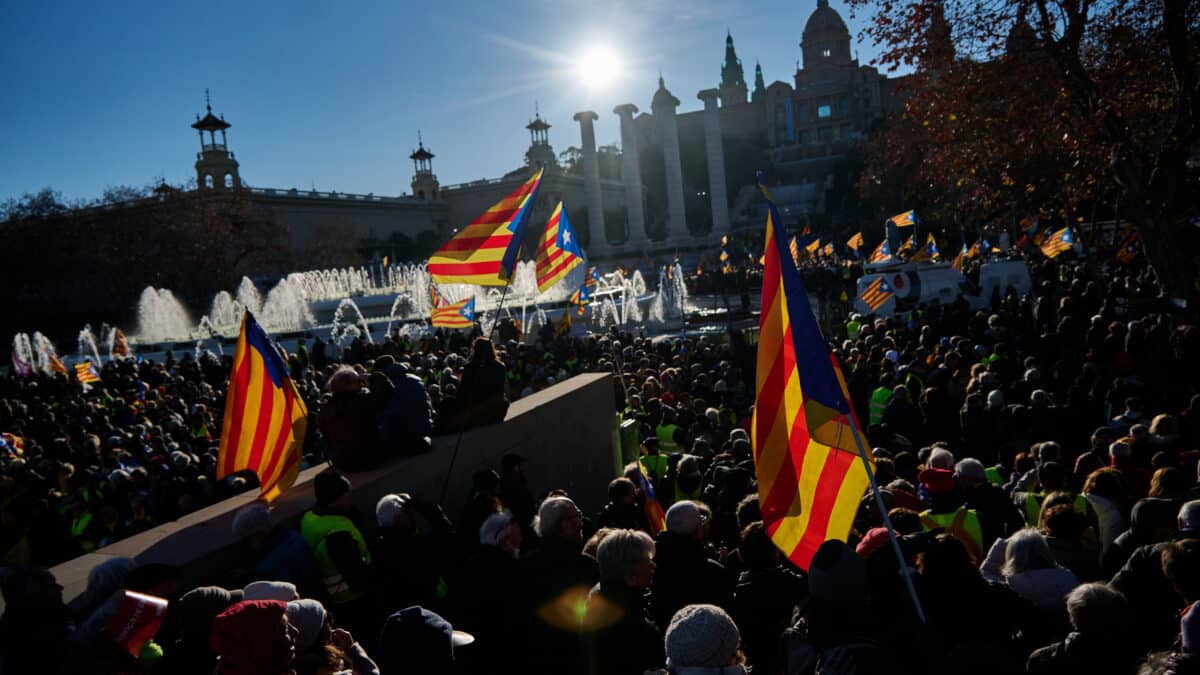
[75,361,101,385]
[569,285,591,315]
[1040,227,1076,259]
[536,202,585,292]
[218,311,309,502]
[428,169,543,285]
[431,296,476,328]
[753,176,874,570]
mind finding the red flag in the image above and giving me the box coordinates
[105,591,168,657]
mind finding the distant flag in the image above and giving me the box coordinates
[429,281,444,309]
[633,461,666,533]
[217,311,309,502]
[48,353,68,376]
[105,591,168,658]
[569,285,592,315]
[846,232,864,251]
[789,236,801,265]
[1040,227,1076,259]
[431,296,476,328]
[952,243,968,272]
[805,238,822,255]
[898,235,915,255]
[822,242,835,257]
[585,266,601,290]
[888,209,917,229]
[868,240,891,263]
[720,248,730,263]
[720,234,729,248]
[754,174,874,570]
[722,262,734,275]
[911,233,938,261]
[75,361,101,385]
[965,241,982,259]
[1115,226,1141,264]
[381,255,389,268]
[113,328,130,358]
[801,223,813,236]
[1,433,24,456]
[554,306,573,336]
[427,169,543,285]
[11,351,31,379]
[860,276,895,312]
[535,201,585,292]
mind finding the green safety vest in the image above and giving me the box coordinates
[1023,492,1088,527]
[300,511,371,604]
[71,511,95,552]
[847,320,862,340]
[656,424,681,453]
[920,507,983,561]
[640,454,668,481]
[869,387,893,426]
[984,466,1004,486]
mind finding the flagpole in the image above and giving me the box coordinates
[847,423,927,624]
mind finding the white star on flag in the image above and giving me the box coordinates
[562,230,571,245]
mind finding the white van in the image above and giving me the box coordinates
[854,259,1032,316]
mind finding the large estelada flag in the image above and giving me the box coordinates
[431,296,476,328]
[218,311,308,502]
[535,201,585,292]
[75,361,101,384]
[888,209,917,229]
[427,169,543,285]
[753,176,874,570]
[1040,226,1076,259]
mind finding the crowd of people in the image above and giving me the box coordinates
[1,249,1199,674]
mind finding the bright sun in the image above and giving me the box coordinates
[577,46,621,91]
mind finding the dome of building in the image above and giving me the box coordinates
[652,76,680,110]
[803,0,849,40]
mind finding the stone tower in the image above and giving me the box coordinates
[409,133,439,200]
[524,107,558,171]
[192,90,240,191]
[752,60,767,102]
[718,31,748,106]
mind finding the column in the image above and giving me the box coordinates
[652,83,688,242]
[573,111,606,254]
[613,103,646,251]
[698,89,730,234]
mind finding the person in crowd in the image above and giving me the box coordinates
[663,604,746,674]
[1081,467,1127,555]
[300,471,373,637]
[374,356,434,456]
[157,585,242,675]
[596,476,646,531]
[370,492,454,616]
[957,457,1024,549]
[583,528,663,674]
[230,502,323,600]
[650,500,733,629]
[451,337,509,429]
[731,521,806,674]
[286,598,379,675]
[374,605,473,675]
[209,599,298,675]
[917,467,984,562]
[452,509,522,668]
[0,567,73,674]
[319,366,390,472]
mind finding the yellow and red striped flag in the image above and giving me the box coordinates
[218,312,309,502]
[1040,227,1076,259]
[428,169,543,285]
[868,239,891,263]
[75,361,101,384]
[859,276,895,312]
[554,306,572,336]
[569,285,591,315]
[431,296,476,328]
[754,176,873,570]
[536,202,585,292]
[789,236,801,264]
[846,232,865,251]
[805,238,822,255]
[1115,226,1140,264]
[888,209,917,228]
[633,461,666,533]
[48,353,68,375]
[429,281,443,309]
[952,243,968,272]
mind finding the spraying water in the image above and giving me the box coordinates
[331,298,373,344]
[77,325,102,365]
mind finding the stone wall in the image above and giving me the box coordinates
[44,373,619,608]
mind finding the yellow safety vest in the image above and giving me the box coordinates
[920,507,984,562]
[869,387,892,426]
[300,511,371,604]
[641,454,668,481]
[1023,493,1088,527]
[656,424,681,453]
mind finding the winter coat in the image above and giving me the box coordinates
[516,537,600,673]
[649,532,733,629]
[1004,567,1080,612]
[378,364,433,449]
[1026,631,1141,675]
[731,567,806,675]
[1084,492,1125,554]
[584,581,664,675]
[318,390,385,472]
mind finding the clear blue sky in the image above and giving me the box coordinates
[1,0,895,203]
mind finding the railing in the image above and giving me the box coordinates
[246,187,427,203]
[200,143,227,152]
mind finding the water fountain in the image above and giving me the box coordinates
[136,287,193,343]
[31,332,60,374]
[77,325,102,365]
[11,333,34,373]
[330,298,372,344]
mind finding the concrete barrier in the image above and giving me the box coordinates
[44,373,618,607]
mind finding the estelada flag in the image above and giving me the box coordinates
[753,175,873,570]
[429,281,443,309]
[868,239,891,263]
[1040,227,1076,259]
[569,285,591,316]
[846,232,864,251]
[218,312,308,502]
[633,461,666,533]
[888,209,917,229]
[428,169,543,285]
[75,361,101,384]
[113,328,130,358]
[536,202,585,292]
[584,266,601,290]
[48,353,68,375]
[554,306,572,337]
[431,296,475,328]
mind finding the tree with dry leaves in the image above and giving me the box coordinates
[850,0,1200,299]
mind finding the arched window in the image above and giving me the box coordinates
[224,173,234,188]
[204,174,214,189]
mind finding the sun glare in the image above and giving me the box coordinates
[576,46,621,91]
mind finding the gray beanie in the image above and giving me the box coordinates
[286,599,328,651]
[665,604,740,668]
